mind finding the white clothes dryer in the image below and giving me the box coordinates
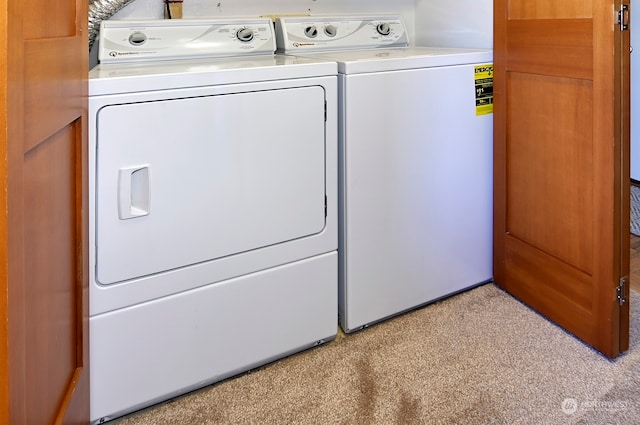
[89,18,338,423]
[276,16,493,333]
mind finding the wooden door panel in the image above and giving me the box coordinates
[25,2,76,39]
[507,73,594,272]
[507,1,592,19]
[506,236,593,313]
[494,0,629,358]
[507,20,593,79]
[24,125,80,425]
[1,0,89,423]
[24,37,85,152]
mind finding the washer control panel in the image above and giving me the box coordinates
[98,18,276,63]
[275,16,408,52]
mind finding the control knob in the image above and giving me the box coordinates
[236,27,254,42]
[304,25,319,38]
[324,25,337,37]
[376,23,391,36]
[128,32,147,46]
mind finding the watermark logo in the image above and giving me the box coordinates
[561,398,579,415]
[561,397,632,415]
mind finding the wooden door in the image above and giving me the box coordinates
[493,0,630,358]
[0,0,89,423]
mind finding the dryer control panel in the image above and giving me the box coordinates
[99,18,276,63]
[275,16,409,53]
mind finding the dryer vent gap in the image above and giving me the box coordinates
[164,0,183,19]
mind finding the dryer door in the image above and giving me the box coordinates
[95,86,326,284]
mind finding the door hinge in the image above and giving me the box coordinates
[617,276,628,306]
[618,4,630,31]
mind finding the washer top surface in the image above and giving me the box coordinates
[89,54,337,96]
[297,46,493,74]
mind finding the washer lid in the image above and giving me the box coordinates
[98,18,276,63]
[296,47,494,74]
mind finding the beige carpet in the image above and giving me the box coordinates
[111,284,639,424]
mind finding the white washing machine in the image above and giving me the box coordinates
[89,18,338,423]
[276,16,493,333]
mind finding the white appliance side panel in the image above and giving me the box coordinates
[90,251,338,423]
[340,65,493,331]
[96,86,326,284]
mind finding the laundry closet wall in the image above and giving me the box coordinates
[109,0,416,38]
[414,0,493,49]
[107,0,495,48]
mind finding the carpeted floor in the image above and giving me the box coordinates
[110,284,639,425]
[631,185,640,236]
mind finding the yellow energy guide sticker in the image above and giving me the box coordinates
[474,64,493,116]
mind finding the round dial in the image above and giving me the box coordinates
[304,25,319,38]
[236,28,254,42]
[324,25,337,37]
[376,23,391,36]
[128,32,147,46]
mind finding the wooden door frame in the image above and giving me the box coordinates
[615,0,631,352]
